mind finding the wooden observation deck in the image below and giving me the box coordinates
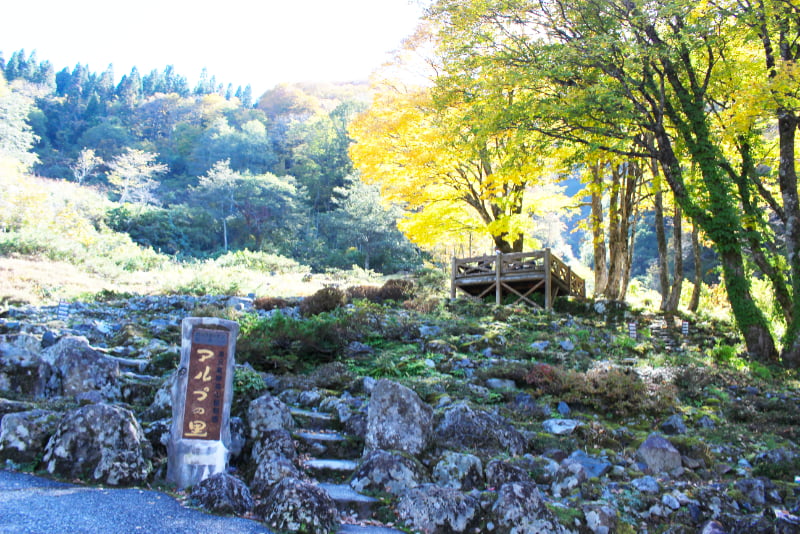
[450,249,586,309]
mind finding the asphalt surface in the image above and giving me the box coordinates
[0,469,273,534]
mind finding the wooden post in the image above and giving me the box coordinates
[495,250,502,305]
[566,266,572,297]
[450,256,457,300]
[544,248,552,310]
[167,317,238,489]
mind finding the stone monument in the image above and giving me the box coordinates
[167,317,238,489]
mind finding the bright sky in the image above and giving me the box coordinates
[0,0,427,97]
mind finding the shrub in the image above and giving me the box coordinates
[346,285,383,302]
[523,363,566,395]
[299,287,348,316]
[379,278,414,301]
[237,311,354,372]
[254,296,291,311]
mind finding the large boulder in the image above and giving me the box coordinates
[251,428,297,465]
[396,484,481,534]
[0,409,60,464]
[637,433,682,475]
[42,403,151,486]
[41,336,120,400]
[247,393,295,438]
[492,481,570,534]
[435,402,526,457]
[251,455,301,495]
[350,449,430,497]
[366,379,433,456]
[432,451,484,491]
[0,334,50,396]
[190,473,253,515]
[485,459,532,489]
[254,477,339,534]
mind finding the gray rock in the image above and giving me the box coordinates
[247,393,295,438]
[557,401,570,416]
[700,520,728,534]
[397,484,480,534]
[251,428,297,465]
[419,325,442,338]
[632,475,661,493]
[551,456,589,498]
[661,493,680,510]
[0,409,60,464]
[251,455,301,495]
[660,414,687,435]
[228,416,246,460]
[435,402,526,458]
[485,459,532,488]
[559,339,575,351]
[636,433,682,475]
[583,504,618,534]
[366,379,433,456]
[190,473,253,515]
[511,393,550,418]
[255,477,338,534]
[432,451,484,491]
[733,478,766,505]
[753,447,798,466]
[42,403,150,486]
[350,449,429,497]
[485,378,516,390]
[41,336,120,400]
[530,341,550,352]
[542,418,583,435]
[567,451,612,479]
[492,481,569,533]
[0,334,50,396]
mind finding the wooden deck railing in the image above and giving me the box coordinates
[450,249,585,309]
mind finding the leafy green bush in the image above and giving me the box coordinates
[237,311,355,372]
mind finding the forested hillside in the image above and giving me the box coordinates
[2,0,799,370]
[0,50,419,273]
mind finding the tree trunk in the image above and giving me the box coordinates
[653,179,669,311]
[665,204,683,313]
[605,164,624,300]
[590,163,608,296]
[689,224,701,313]
[777,110,800,368]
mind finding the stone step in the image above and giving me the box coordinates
[290,407,340,431]
[304,458,358,483]
[293,430,362,459]
[320,483,379,521]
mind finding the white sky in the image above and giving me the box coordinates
[0,0,427,97]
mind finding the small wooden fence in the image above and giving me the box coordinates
[450,249,586,309]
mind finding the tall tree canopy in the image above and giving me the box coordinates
[424,0,800,365]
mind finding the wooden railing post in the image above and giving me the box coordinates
[495,250,502,305]
[544,248,552,310]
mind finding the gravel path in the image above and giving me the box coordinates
[0,469,272,534]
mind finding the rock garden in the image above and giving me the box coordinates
[2,285,800,533]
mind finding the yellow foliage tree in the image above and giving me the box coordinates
[349,77,558,254]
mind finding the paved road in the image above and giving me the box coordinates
[0,469,272,534]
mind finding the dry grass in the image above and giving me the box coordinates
[0,255,388,306]
[0,256,142,305]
